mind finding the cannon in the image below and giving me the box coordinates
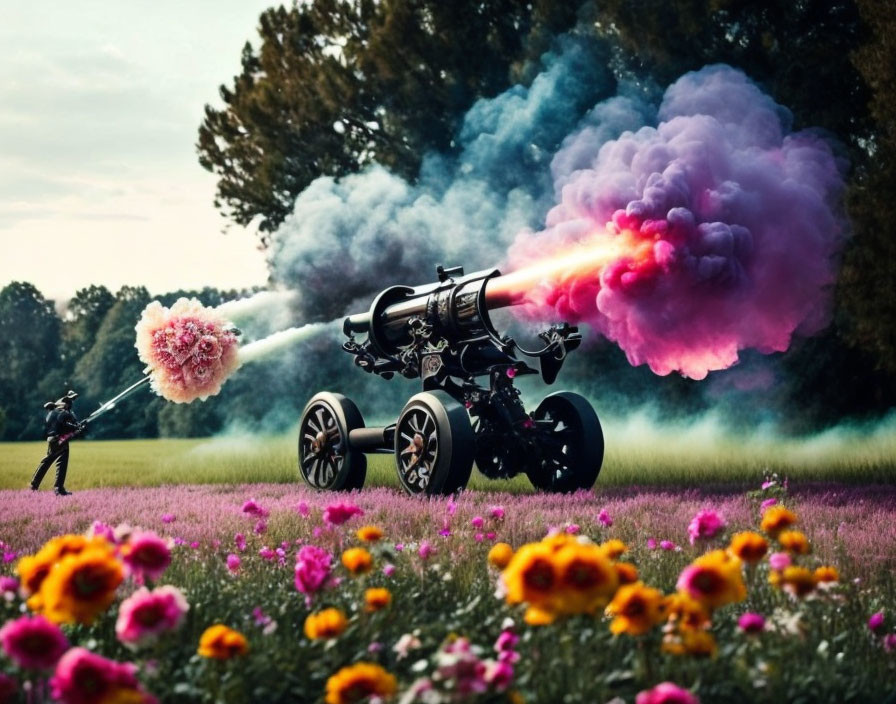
[297,265,604,495]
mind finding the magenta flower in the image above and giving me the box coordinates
[474,533,485,542]
[294,545,333,601]
[687,509,726,545]
[737,612,766,634]
[446,500,458,516]
[471,516,484,529]
[647,538,658,549]
[884,634,896,652]
[226,554,241,574]
[259,546,276,561]
[598,509,613,527]
[484,660,514,690]
[0,615,69,669]
[296,501,310,518]
[89,521,117,544]
[115,586,189,646]
[160,513,175,524]
[241,499,269,518]
[660,540,677,551]
[761,480,776,490]
[760,498,778,512]
[0,576,18,594]
[122,531,172,581]
[489,506,505,521]
[769,552,792,571]
[235,533,247,551]
[869,611,886,636]
[419,541,434,560]
[50,647,156,704]
[322,501,364,525]
[394,543,405,552]
[254,519,268,535]
[566,524,580,535]
[494,630,519,654]
[636,681,700,704]
[383,563,396,577]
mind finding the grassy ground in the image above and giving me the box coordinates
[3,415,894,492]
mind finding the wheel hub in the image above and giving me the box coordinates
[310,430,329,455]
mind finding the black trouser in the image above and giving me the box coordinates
[30,437,69,491]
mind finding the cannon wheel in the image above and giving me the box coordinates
[394,391,475,496]
[298,392,367,491]
[527,391,603,493]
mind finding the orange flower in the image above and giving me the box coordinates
[664,592,711,632]
[553,542,618,614]
[502,543,558,611]
[760,506,797,537]
[39,546,124,625]
[541,533,578,552]
[778,566,816,597]
[198,624,249,659]
[325,662,397,704]
[728,531,768,563]
[487,543,514,570]
[364,588,392,612]
[356,526,384,543]
[599,539,628,560]
[778,530,810,555]
[662,629,718,657]
[606,582,666,636]
[676,550,745,610]
[615,562,639,585]
[305,608,348,639]
[814,566,839,584]
[341,548,373,576]
[524,606,557,626]
[16,535,98,595]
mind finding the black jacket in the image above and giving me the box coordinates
[45,408,80,437]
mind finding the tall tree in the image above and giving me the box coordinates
[0,282,62,439]
[197,0,582,237]
[62,285,116,371]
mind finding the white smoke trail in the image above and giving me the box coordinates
[216,290,298,327]
[237,321,337,365]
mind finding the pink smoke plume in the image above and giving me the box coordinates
[135,298,240,403]
[488,66,846,379]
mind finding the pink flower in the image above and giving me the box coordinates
[484,660,514,690]
[296,501,310,518]
[769,552,792,571]
[323,501,363,525]
[189,541,200,549]
[636,681,700,704]
[259,547,276,561]
[760,498,778,512]
[0,576,18,594]
[418,541,434,560]
[122,532,172,581]
[254,519,268,535]
[660,540,677,551]
[394,543,405,552]
[89,521,117,543]
[687,509,726,544]
[226,554,241,574]
[737,612,766,634]
[115,586,189,646]
[474,533,485,542]
[486,532,496,541]
[446,501,458,516]
[241,499,269,519]
[471,516,484,529]
[0,673,16,703]
[884,634,896,652]
[489,506,505,521]
[0,615,69,669]
[565,524,580,535]
[761,480,776,490]
[869,611,886,636]
[160,514,175,524]
[494,630,519,653]
[598,509,613,527]
[647,538,658,550]
[234,533,247,551]
[383,564,396,577]
[50,648,156,704]
[294,545,333,600]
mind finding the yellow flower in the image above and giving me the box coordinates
[615,562,639,585]
[305,608,348,639]
[778,566,816,597]
[605,582,666,636]
[814,565,839,584]
[356,525,384,543]
[599,539,628,560]
[778,530,810,555]
[663,629,718,657]
[502,543,558,610]
[341,548,373,576]
[676,550,746,610]
[39,546,124,625]
[15,534,99,595]
[198,624,249,659]
[664,592,711,632]
[487,542,514,570]
[761,506,797,537]
[541,533,578,552]
[553,542,618,614]
[523,606,557,626]
[728,531,768,563]
[325,662,397,704]
[364,588,392,613]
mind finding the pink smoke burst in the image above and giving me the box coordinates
[496,66,845,379]
[135,298,240,403]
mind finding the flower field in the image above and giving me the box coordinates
[1,478,895,703]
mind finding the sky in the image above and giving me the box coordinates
[0,1,276,302]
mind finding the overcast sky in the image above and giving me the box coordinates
[0,1,277,302]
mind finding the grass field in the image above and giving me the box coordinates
[3,413,895,492]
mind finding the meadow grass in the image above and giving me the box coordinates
[2,416,894,492]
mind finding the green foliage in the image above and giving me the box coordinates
[197,0,583,236]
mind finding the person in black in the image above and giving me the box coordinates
[30,390,82,496]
